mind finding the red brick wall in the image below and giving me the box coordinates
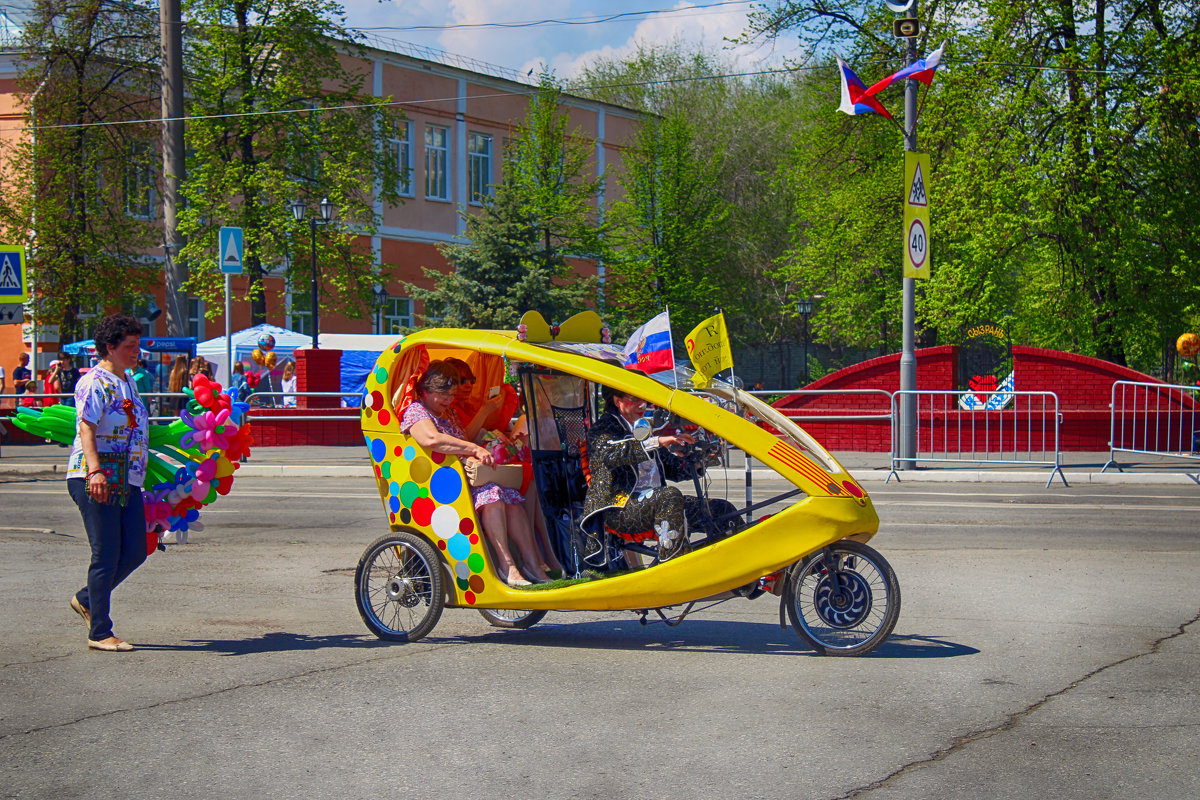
[247,408,363,447]
[771,346,1195,452]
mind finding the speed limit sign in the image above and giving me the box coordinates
[907,218,927,270]
[903,152,931,278]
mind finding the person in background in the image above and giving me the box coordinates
[66,313,150,652]
[13,352,35,407]
[43,360,63,407]
[280,360,297,407]
[168,354,189,412]
[131,359,153,394]
[131,359,154,416]
[13,352,31,394]
[229,361,248,402]
[57,354,81,407]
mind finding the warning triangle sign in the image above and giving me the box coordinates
[908,162,928,207]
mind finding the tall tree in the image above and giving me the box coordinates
[0,0,161,342]
[178,0,403,326]
[409,79,600,328]
[605,109,733,338]
[573,44,810,344]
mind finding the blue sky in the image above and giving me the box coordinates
[337,0,800,81]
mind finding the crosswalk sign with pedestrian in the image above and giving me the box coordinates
[0,245,28,301]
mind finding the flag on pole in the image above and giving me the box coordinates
[865,41,946,95]
[685,312,734,387]
[623,311,675,374]
[836,55,893,119]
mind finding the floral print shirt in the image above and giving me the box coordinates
[66,367,150,487]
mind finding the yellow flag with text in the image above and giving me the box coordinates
[685,313,734,387]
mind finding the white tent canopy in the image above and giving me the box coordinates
[296,333,399,352]
[196,324,311,379]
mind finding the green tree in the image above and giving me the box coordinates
[749,1,1200,372]
[178,0,403,325]
[409,79,600,328]
[0,0,161,342]
[573,44,810,345]
[605,109,733,338]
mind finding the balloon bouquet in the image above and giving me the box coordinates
[10,372,253,553]
[1178,332,1200,388]
[244,333,277,399]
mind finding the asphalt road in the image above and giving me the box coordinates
[1,475,1197,799]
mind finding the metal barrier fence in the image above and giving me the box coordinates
[244,391,363,421]
[746,388,893,423]
[1102,380,1200,472]
[887,390,1066,487]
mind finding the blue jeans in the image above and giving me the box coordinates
[67,479,147,641]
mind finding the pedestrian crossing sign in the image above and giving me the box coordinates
[219,227,244,275]
[0,245,28,301]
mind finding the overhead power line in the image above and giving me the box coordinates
[3,58,1190,135]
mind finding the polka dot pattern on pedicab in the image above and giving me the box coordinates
[364,432,490,604]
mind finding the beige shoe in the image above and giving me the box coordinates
[88,637,135,652]
[69,596,91,628]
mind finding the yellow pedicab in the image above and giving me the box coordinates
[355,312,899,655]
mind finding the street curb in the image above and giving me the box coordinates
[2,464,1196,485]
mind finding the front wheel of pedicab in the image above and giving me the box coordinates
[356,532,445,642]
[784,540,900,657]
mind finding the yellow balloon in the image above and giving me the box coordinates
[251,348,265,365]
[266,352,277,368]
[1177,332,1200,359]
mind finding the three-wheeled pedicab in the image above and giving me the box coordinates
[355,312,900,655]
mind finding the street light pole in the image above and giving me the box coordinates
[797,296,815,386]
[898,0,919,469]
[290,197,335,350]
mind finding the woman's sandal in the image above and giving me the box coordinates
[69,596,91,627]
[88,637,135,652]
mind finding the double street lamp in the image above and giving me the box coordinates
[290,196,335,349]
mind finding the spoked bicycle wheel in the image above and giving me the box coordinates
[477,608,547,629]
[355,532,444,642]
[784,540,900,656]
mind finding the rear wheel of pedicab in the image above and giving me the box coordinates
[477,608,548,629]
[356,532,444,642]
[784,540,900,657]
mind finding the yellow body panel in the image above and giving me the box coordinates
[360,328,879,611]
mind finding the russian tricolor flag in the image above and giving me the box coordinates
[836,43,945,119]
[623,311,675,374]
[866,41,945,94]
[836,55,892,119]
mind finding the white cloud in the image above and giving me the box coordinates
[334,0,801,82]
[536,2,796,79]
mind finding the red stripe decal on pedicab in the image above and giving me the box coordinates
[767,442,834,492]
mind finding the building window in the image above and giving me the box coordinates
[186,297,205,340]
[124,142,156,219]
[381,297,413,334]
[424,124,450,201]
[388,121,414,196]
[289,289,312,336]
[468,132,494,204]
[122,295,158,336]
